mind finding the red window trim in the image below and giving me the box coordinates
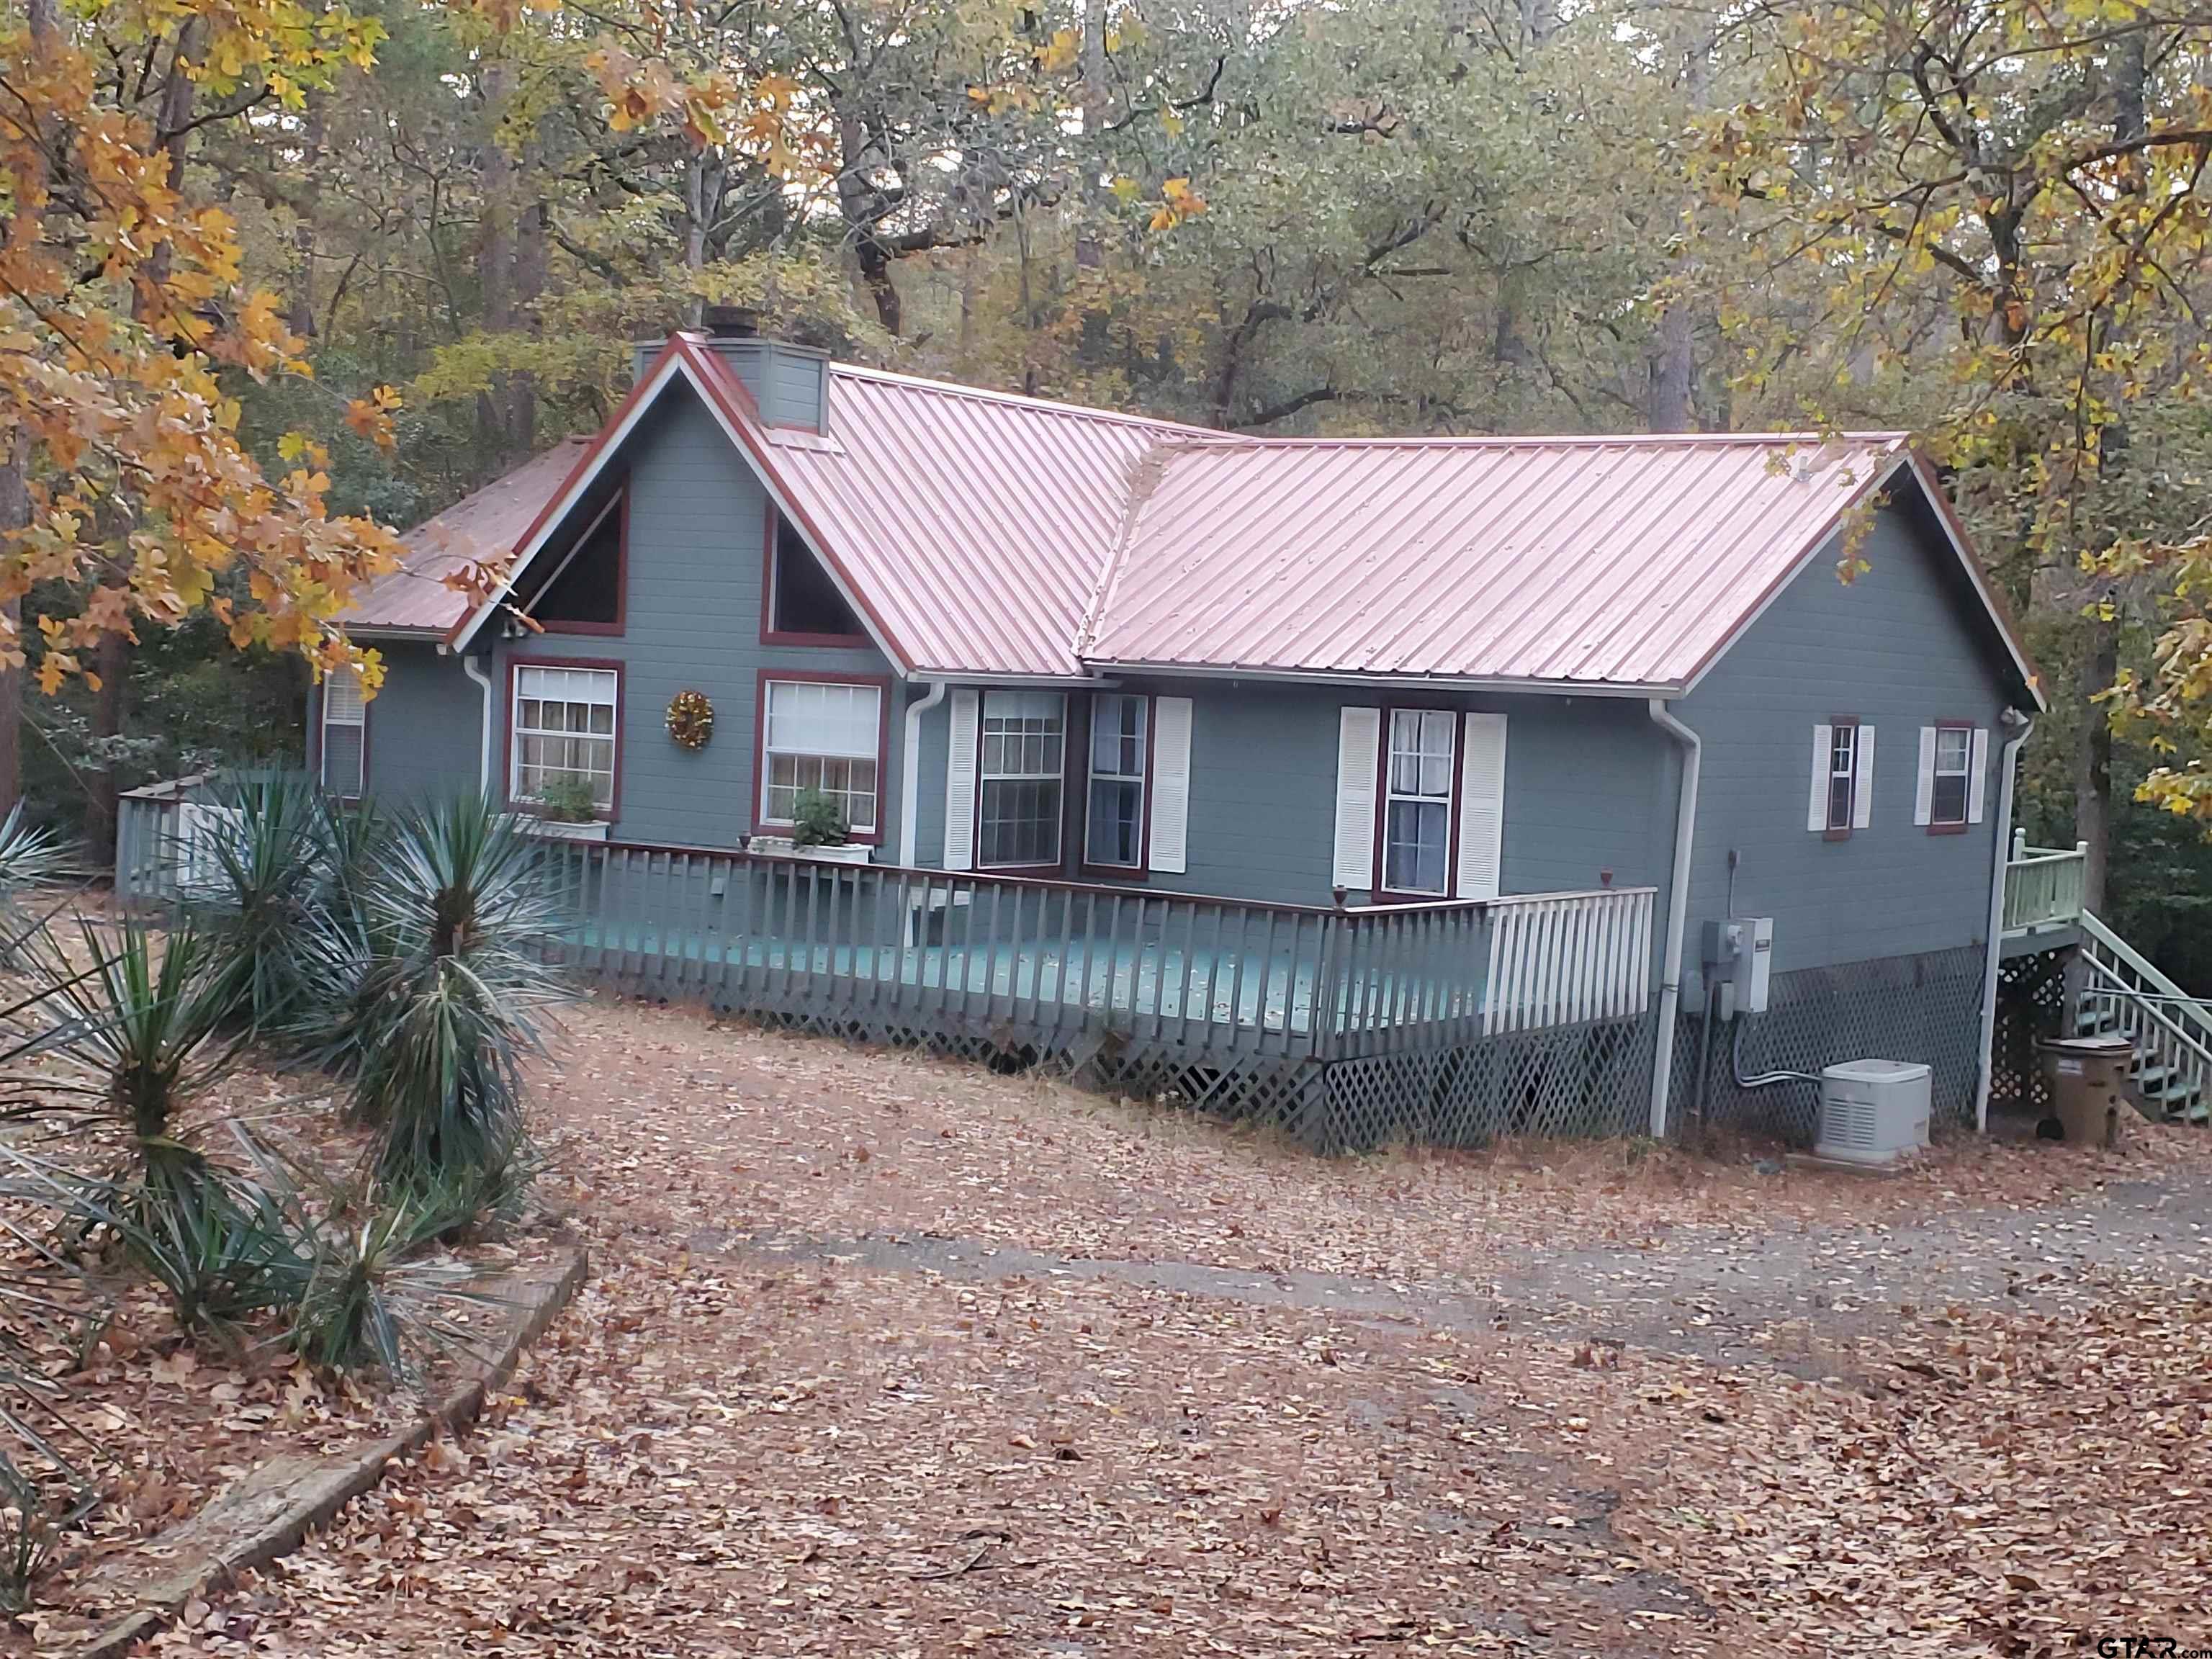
[760,498,872,649]
[313,670,371,802]
[1927,718,1975,836]
[1370,704,1465,903]
[503,655,624,823]
[1076,691,1156,880]
[1822,715,1860,842]
[752,669,893,847]
[529,486,628,638]
[973,688,1074,876]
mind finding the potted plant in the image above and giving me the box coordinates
[523,772,608,842]
[782,787,871,865]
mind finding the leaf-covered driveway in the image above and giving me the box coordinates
[158,996,2212,1657]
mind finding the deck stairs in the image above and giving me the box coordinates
[2072,911,2212,1125]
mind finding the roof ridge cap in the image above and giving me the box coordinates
[828,362,1217,437]
[1075,443,1176,658]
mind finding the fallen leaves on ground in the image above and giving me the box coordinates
[32,992,2212,1655]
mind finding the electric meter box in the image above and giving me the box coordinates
[1699,915,1773,1017]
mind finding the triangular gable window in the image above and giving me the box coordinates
[766,511,865,642]
[520,486,625,634]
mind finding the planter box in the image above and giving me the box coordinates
[522,818,611,842]
[752,836,871,866]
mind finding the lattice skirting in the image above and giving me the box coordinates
[603,956,1658,1154]
[1990,950,2069,1120]
[1668,945,1989,1142]
[1308,1018,1657,1153]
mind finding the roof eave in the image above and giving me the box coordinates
[1077,657,1681,698]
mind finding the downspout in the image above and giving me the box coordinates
[1647,698,1703,1139]
[1974,708,2034,1132]
[898,680,948,867]
[461,651,495,798]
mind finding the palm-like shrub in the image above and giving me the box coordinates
[313,795,564,1193]
[184,774,335,1035]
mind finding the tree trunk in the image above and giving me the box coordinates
[0,0,62,819]
[87,631,126,860]
[287,96,325,339]
[89,17,199,860]
[0,433,24,824]
[2074,29,2149,917]
[1645,300,1694,432]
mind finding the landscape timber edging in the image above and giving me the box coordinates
[68,1244,588,1659]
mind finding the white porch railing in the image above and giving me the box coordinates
[2002,835,2088,935]
[1480,887,1657,1035]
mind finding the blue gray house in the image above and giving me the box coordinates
[141,320,2123,1148]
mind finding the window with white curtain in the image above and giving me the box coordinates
[761,678,881,832]
[511,665,619,812]
[1382,709,1456,894]
[1085,693,1147,868]
[1930,724,1972,826]
[979,691,1066,867]
[320,667,365,798]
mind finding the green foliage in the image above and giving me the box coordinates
[4,920,242,1148]
[190,773,361,1035]
[233,1135,505,1382]
[313,794,564,1192]
[788,788,848,849]
[530,772,600,824]
[0,1454,53,1615]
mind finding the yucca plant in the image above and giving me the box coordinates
[3,920,242,1148]
[313,795,565,1194]
[0,1452,53,1615]
[186,773,346,1036]
[233,1130,504,1382]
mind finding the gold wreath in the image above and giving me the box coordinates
[665,688,714,750]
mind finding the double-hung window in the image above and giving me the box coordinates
[1930,725,1971,827]
[320,667,365,798]
[1085,693,1147,869]
[979,691,1065,868]
[1382,709,1455,895]
[1915,721,1983,832]
[1825,721,1858,835]
[511,665,619,814]
[761,678,882,836]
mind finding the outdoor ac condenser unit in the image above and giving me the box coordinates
[1814,1058,1932,1165]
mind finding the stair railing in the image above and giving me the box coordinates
[2077,911,2212,1120]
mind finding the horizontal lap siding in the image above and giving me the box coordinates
[909,675,1672,915]
[493,387,899,851]
[352,640,481,802]
[1678,502,2017,986]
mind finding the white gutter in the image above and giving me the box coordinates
[1974,708,2035,1132]
[462,652,495,797]
[1647,698,1703,1138]
[897,680,948,866]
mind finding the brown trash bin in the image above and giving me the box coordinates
[2038,1035,2133,1148]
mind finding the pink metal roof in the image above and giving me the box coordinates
[344,436,590,634]
[423,346,2032,698]
[1079,434,1915,688]
[767,365,1208,678]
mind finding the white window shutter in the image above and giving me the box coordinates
[1148,696,1192,874]
[1914,726,1937,826]
[1851,724,1875,830]
[942,689,979,870]
[1332,707,1381,889]
[1457,712,1508,900]
[1806,724,1833,832]
[1967,726,1990,823]
[323,667,364,724]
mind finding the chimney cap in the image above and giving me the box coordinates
[701,304,760,340]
